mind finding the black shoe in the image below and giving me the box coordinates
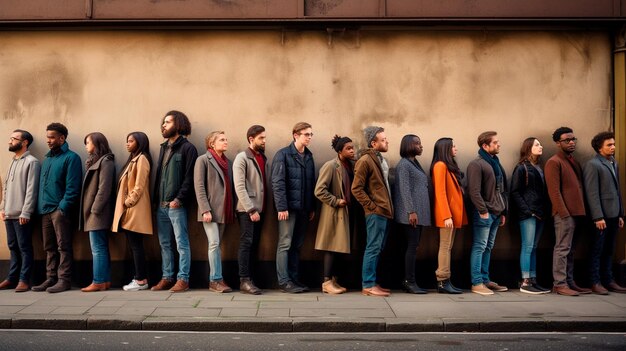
[279,281,304,293]
[437,279,462,294]
[46,279,71,293]
[31,278,57,292]
[520,283,546,295]
[530,278,550,293]
[402,280,427,294]
[292,280,310,292]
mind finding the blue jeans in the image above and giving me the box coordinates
[157,207,191,282]
[202,222,225,282]
[276,211,308,285]
[470,211,501,286]
[519,217,544,279]
[89,230,111,283]
[362,214,389,288]
[590,217,619,285]
[5,219,34,283]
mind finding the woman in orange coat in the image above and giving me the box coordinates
[431,137,467,294]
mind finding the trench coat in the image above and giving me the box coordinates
[112,154,153,235]
[314,158,350,254]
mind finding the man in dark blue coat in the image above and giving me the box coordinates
[271,122,316,293]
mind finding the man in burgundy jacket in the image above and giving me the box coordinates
[545,126,591,296]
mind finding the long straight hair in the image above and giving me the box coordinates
[84,132,113,168]
[430,137,461,181]
[518,137,539,165]
[123,131,153,173]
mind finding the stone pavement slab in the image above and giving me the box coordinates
[0,289,624,332]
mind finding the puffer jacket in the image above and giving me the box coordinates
[271,142,316,212]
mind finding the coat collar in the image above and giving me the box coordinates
[46,142,70,157]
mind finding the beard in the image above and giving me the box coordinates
[9,144,21,152]
[162,128,177,139]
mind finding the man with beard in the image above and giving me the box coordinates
[351,126,393,297]
[583,131,626,294]
[233,125,268,295]
[545,126,590,296]
[272,122,316,293]
[467,131,508,296]
[32,123,82,293]
[152,110,198,293]
[0,130,40,292]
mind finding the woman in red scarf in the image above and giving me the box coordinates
[194,131,235,293]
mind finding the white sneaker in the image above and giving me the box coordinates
[123,279,148,291]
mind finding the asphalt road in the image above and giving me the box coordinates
[0,330,624,351]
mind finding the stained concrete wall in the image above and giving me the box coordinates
[0,29,615,265]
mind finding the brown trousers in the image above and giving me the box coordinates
[436,227,456,281]
[41,210,73,282]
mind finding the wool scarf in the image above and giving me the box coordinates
[209,149,234,224]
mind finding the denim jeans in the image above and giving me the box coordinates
[470,210,501,286]
[202,222,225,282]
[590,217,619,285]
[276,210,308,285]
[519,217,544,279]
[156,207,191,282]
[88,230,111,283]
[362,214,389,288]
[238,212,263,278]
[5,219,34,283]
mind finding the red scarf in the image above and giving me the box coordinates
[209,149,234,224]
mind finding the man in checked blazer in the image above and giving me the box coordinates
[583,131,626,294]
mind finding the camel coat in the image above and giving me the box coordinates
[112,154,153,235]
[314,158,350,254]
[432,161,468,228]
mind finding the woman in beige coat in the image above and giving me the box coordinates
[314,135,357,294]
[112,132,153,291]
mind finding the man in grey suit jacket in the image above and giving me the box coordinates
[583,131,626,294]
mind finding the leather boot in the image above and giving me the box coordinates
[402,280,427,294]
[607,281,626,293]
[31,278,56,292]
[15,281,30,293]
[438,279,462,294]
[332,276,347,293]
[81,282,109,292]
[322,279,344,294]
[46,279,71,293]
[239,278,262,295]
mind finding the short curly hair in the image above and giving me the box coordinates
[590,131,615,153]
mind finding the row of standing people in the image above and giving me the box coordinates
[0,114,624,297]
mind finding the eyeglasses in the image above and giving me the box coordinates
[300,133,314,138]
[558,137,577,144]
[9,137,23,142]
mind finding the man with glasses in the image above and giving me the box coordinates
[545,126,590,296]
[272,122,316,293]
[0,130,40,292]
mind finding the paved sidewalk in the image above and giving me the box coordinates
[0,288,625,332]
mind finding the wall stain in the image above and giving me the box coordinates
[306,0,342,16]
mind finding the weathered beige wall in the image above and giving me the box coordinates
[0,29,613,262]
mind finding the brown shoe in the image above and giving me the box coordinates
[209,280,232,293]
[591,283,608,295]
[607,281,626,293]
[322,279,344,294]
[332,277,347,293]
[239,278,262,295]
[150,279,175,291]
[553,285,579,296]
[485,281,508,292]
[0,279,16,290]
[471,284,494,296]
[15,281,30,293]
[569,282,591,294]
[362,285,390,297]
[81,282,109,292]
[169,279,189,293]
[375,284,391,293]
[46,279,71,293]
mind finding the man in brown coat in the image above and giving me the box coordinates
[351,126,393,297]
[545,126,590,296]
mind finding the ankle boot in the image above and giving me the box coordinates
[438,279,462,294]
[322,279,344,294]
[403,280,427,294]
[332,276,347,293]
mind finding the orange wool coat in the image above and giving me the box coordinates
[432,161,468,228]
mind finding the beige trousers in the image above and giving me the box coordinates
[436,227,456,281]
